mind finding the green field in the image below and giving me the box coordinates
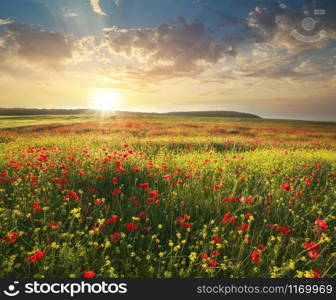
[0,114,335,278]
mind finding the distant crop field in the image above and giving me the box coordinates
[0,115,335,278]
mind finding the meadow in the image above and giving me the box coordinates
[0,114,335,278]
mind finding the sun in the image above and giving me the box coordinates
[92,89,122,111]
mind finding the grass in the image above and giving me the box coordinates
[0,114,335,278]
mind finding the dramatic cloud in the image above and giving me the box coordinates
[105,17,236,78]
[0,23,73,68]
[103,1,336,81]
[235,47,302,80]
[208,0,336,82]
[231,42,336,83]
[90,0,107,16]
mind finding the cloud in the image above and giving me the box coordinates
[105,17,236,79]
[102,1,335,84]
[0,23,73,68]
[64,12,79,18]
[1,1,334,87]
[232,42,336,83]
[207,0,336,82]
[0,18,14,26]
[90,0,107,16]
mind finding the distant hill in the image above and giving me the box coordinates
[0,108,261,119]
[166,111,261,118]
[0,108,92,115]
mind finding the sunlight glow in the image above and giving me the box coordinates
[92,89,122,111]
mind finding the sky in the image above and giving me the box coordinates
[0,0,335,121]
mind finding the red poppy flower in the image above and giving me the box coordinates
[67,190,79,201]
[211,251,221,256]
[138,212,146,219]
[28,250,46,263]
[139,183,149,188]
[83,271,95,278]
[311,271,320,278]
[146,198,153,204]
[32,202,41,213]
[222,195,238,203]
[54,177,61,183]
[277,226,291,235]
[2,232,20,244]
[315,219,328,230]
[176,215,189,224]
[47,221,60,229]
[308,250,319,260]
[245,213,254,219]
[31,181,39,188]
[94,199,103,205]
[213,185,221,191]
[213,236,221,243]
[228,217,237,223]
[111,177,118,184]
[303,242,320,252]
[163,174,171,180]
[280,184,291,191]
[106,215,118,224]
[237,223,249,232]
[148,190,159,198]
[241,196,254,205]
[125,223,137,232]
[251,250,261,263]
[208,259,217,268]
[112,188,121,195]
[221,212,232,224]
[182,222,191,229]
[305,178,312,185]
[200,253,208,259]
[111,232,120,242]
